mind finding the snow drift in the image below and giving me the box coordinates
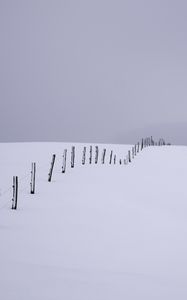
[0,142,187,300]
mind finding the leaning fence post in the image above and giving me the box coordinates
[101,149,106,164]
[12,176,18,210]
[109,150,113,164]
[30,162,36,194]
[48,154,56,182]
[62,149,67,173]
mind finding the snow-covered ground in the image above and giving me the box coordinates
[0,142,187,300]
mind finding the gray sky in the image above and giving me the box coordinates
[0,0,187,144]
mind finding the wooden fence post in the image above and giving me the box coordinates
[132,147,134,159]
[30,162,36,194]
[101,149,106,164]
[137,142,140,153]
[71,146,75,168]
[95,146,99,164]
[12,176,18,210]
[62,149,67,173]
[114,154,116,164]
[48,154,56,182]
[128,150,131,163]
[109,150,113,164]
[82,147,86,165]
[89,146,92,164]
[141,138,144,150]
[134,144,137,156]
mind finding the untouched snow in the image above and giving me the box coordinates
[0,142,187,300]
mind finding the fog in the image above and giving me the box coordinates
[1,0,187,145]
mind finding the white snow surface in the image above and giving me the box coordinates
[0,142,187,300]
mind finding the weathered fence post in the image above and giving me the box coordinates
[71,146,75,168]
[62,149,67,173]
[119,159,122,165]
[101,149,106,164]
[95,146,99,164]
[30,162,36,194]
[134,144,137,156]
[114,154,116,164]
[82,147,86,165]
[128,150,131,163]
[137,142,140,153]
[48,154,56,182]
[141,138,144,150]
[132,147,134,159]
[12,176,18,210]
[109,150,113,164]
[89,146,92,164]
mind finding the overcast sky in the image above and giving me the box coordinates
[0,0,187,144]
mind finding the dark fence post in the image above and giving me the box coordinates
[95,146,99,164]
[30,162,36,194]
[62,149,67,173]
[128,150,131,163]
[101,149,106,164]
[89,146,92,164]
[48,154,56,182]
[137,142,140,153]
[134,144,137,156]
[12,176,18,210]
[114,154,116,164]
[82,147,86,165]
[109,150,113,164]
[141,138,144,150]
[71,146,75,168]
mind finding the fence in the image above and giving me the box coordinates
[0,136,170,211]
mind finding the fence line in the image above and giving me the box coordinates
[0,136,170,211]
